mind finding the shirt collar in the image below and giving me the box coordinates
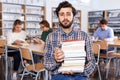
[59,26,76,36]
[101,26,108,30]
[105,26,108,30]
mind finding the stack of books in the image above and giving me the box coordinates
[58,40,86,73]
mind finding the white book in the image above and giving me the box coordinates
[58,65,84,73]
[58,40,86,73]
[62,40,85,46]
[64,59,85,64]
[65,57,85,60]
[64,52,86,58]
[62,63,85,67]
[62,40,86,58]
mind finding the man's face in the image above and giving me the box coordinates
[100,24,106,30]
[58,8,74,29]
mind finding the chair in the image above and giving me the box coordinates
[92,43,101,80]
[112,38,120,77]
[19,47,45,80]
[0,39,7,55]
[93,41,116,79]
[0,39,8,80]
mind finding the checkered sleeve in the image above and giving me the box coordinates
[84,34,96,77]
[44,34,61,71]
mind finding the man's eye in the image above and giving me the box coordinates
[66,13,71,16]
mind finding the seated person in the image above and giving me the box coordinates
[93,19,114,53]
[7,19,26,80]
[32,20,52,63]
[33,20,53,43]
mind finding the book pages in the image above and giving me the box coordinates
[58,40,86,73]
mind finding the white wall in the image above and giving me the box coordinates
[90,0,120,11]
[45,0,91,32]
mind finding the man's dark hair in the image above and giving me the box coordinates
[100,19,108,25]
[55,1,76,17]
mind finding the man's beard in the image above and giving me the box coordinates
[59,19,73,29]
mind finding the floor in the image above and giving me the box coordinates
[0,57,120,80]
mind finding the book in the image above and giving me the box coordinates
[58,65,85,73]
[58,40,86,73]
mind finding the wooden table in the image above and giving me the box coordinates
[108,39,120,47]
[0,39,8,80]
[7,43,44,79]
[108,39,120,77]
[7,43,44,54]
[93,39,120,78]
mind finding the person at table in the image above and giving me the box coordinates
[33,20,53,43]
[93,19,114,42]
[40,20,53,42]
[44,1,96,80]
[32,20,53,63]
[7,19,26,80]
[93,19,114,53]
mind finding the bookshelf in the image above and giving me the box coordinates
[107,9,120,36]
[0,0,45,37]
[0,3,24,36]
[52,7,81,29]
[24,5,45,37]
[0,0,24,4]
[88,11,106,35]
[52,7,59,29]
[25,0,44,6]
[74,10,81,29]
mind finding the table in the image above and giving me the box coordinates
[0,39,7,80]
[108,39,120,47]
[8,43,44,54]
[108,39,120,77]
[7,43,44,79]
[93,39,120,78]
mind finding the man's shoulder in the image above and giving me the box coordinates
[74,28,88,34]
[107,26,113,29]
[47,29,59,36]
[107,26,113,31]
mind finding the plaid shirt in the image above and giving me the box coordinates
[44,27,96,77]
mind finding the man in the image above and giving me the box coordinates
[93,19,114,42]
[44,1,96,80]
[93,19,114,52]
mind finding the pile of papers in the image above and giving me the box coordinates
[58,40,86,73]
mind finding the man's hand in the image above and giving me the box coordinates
[62,70,74,75]
[95,37,99,41]
[54,47,64,62]
[103,38,107,41]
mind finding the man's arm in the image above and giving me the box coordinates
[44,35,61,71]
[106,28,114,41]
[84,35,96,77]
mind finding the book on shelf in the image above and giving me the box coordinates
[58,40,86,73]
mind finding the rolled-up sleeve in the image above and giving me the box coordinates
[84,35,96,77]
